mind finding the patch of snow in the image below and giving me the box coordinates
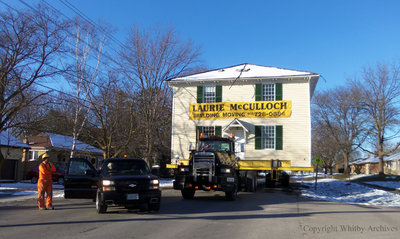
[160,179,174,188]
[363,181,400,190]
[300,178,400,207]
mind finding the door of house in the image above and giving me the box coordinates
[231,129,246,160]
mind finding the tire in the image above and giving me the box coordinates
[181,188,195,199]
[246,172,257,192]
[225,184,238,201]
[57,177,64,185]
[31,177,38,184]
[280,173,290,187]
[149,202,160,212]
[265,175,275,188]
[96,191,107,214]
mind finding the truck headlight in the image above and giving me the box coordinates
[179,167,189,173]
[150,179,159,190]
[221,168,231,174]
[151,179,159,185]
[102,180,114,186]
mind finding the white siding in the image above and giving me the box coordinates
[171,79,312,167]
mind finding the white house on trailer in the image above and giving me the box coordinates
[167,63,319,170]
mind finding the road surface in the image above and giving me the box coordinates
[0,188,399,239]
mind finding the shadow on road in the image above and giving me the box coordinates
[0,188,399,229]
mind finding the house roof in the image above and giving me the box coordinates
[27,133,103,154]
[224,118,251,133]
[47,133,103,154]
[167,63,320,96]
[0,131,30,148]
[350,153,400,165]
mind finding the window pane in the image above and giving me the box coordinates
[202,126,215,136]
[203,86,216,103]
[68,160,92,175]
[262,126,275,149]
[262,84,275,101]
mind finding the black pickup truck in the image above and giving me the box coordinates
[64,158,161,213]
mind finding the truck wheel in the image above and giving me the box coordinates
[246,172,257,192]
[181,188,195,199]
[96,191,107,214]
[225,185,238,201]
[149,202,160,212]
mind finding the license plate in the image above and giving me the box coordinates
[227,177,234,183]
[127,193,139,200]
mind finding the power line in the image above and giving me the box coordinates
[17,0,123,73]
[8,0,127,93]
[58,0,126,49]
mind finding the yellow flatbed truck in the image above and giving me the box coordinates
[167,135,313,200]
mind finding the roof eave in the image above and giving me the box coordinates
[167,74,319,86]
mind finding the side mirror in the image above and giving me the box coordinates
[151,168,159,176]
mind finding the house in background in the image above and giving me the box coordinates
[23,132,104,180]
[350,153,400,175]
[0,131,30,180]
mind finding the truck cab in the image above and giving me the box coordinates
[64,157,161,213]
[173,135,239,200]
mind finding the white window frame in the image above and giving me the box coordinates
[262,84,275,101]
[28,150,39,161]
[203,85,216,103]
[261,125,275,150]
[202,126,215,136]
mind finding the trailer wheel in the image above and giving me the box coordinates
[280,173,290,187]
[181,188,195,199]
[265,175,275,188]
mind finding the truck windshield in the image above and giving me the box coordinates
[198,141,231,152]
[101,160,150,176]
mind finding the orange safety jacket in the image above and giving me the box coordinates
[39,161,56,181]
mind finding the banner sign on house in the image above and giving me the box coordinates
[189,101,292,120]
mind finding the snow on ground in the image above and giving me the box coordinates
[299,178,400,207]
[2,177,400,207]
[362,181,400,190]
[0,179,174,200]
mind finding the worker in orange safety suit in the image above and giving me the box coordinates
[37,153,56,210]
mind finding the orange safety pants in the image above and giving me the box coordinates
[37,179,53,209]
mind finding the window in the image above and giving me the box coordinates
[262,126,275,149]
[28,151,39,161]
[197,85,222,103]
[255,125,283,150]
[262,84,275,101]
[196,126,222,138]
[203,86,216,103]
[68,159,94,175]
[255,83,282,101]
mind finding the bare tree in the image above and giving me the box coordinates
[0,4,68,176]
[312,124,341,174]
[87,73,137,159]
[65,17,106,158]
[118,25,201,166]
[312,86,365,174]
[353,63,400,174]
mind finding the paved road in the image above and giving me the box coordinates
[0,188,399,239]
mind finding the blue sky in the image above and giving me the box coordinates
[5,0,400,90]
